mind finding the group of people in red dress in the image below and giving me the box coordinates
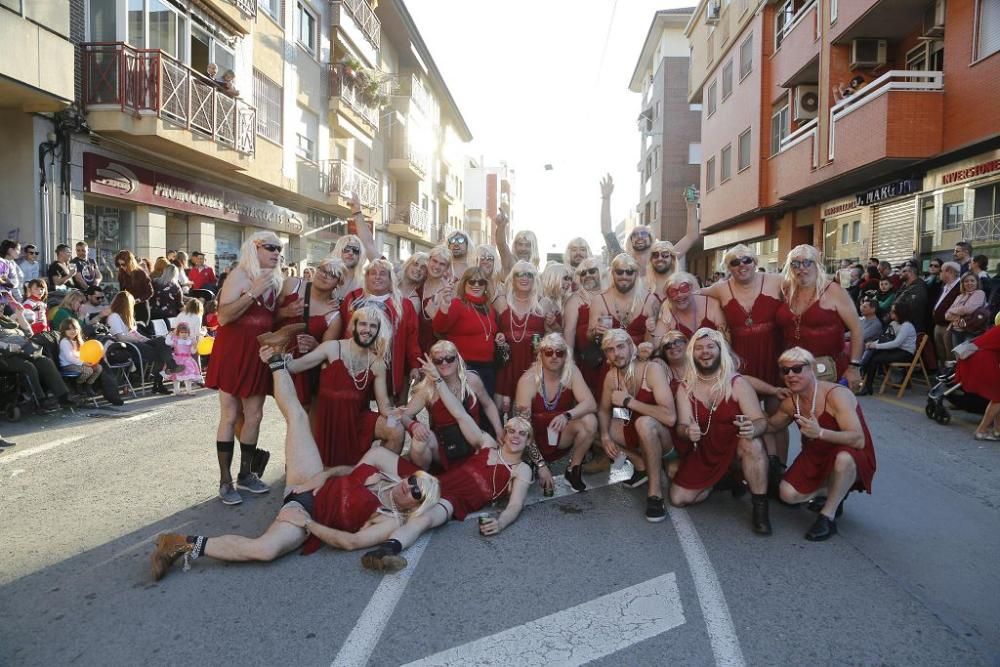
[150,182,878,580]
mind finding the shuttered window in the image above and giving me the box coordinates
[254,69,282,144]
[978,0,1000,59]
[871,199,916,264]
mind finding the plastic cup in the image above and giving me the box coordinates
[547,426,559,447]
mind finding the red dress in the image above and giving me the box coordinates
[667,375,691,457]
[496,307,545,396]
[783,400,877,495]
[279,290,333,405]
[438,447,515,521]
[600,293,653,346]
[723,281,784,385]
[955,325,1000,401]
[612,364,655,450]
[776,285,849,378]
[303,457,419,555]
[530,382,576,462]
[205,295,275,398]
[428,392,482,471]
[673,377,743,490]
[670,296,717,340]
[311,355,380,467]
[573,301,602,391]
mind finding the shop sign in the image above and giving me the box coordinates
[938,157,1000,186]
[854,178,922,207]
[821,199,858,219]
[83,153,304,235]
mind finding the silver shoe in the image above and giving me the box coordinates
[219,482,243,505]
[235,472,270,494]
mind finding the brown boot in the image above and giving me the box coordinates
[256,323,306,353]
[150,533,193,581]
[582,452,611,474]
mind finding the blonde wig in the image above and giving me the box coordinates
[610,253,646,321]
[316,256,348,287]
[427,244,454,279]
[720,243,757,273]
[362,258,403,319]
[777,346,816,369]
[531,332,575,391]
[512,230,540,268]
[503,260,543,315]
[601,327,637,389]
[683,327,738,402]
[540,262,572,306]
[348,305,393,361]
[563,237,592,267]
[627,224,654,253]
[378,470,441,521]
[238,231,284,295]
[647,240,678,282]
[418,339,477,409]
[782,244,829,305]
[332,234,366,285]
[401,252,428,284]
[471,244,502,293]
[575,256,606,291]
[503,415,535,447]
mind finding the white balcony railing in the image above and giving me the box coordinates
[336,0,380,50]
[829,69,943,160]
[329,67,380,130]
[392,129,430,176]
[230,0,256,17]
[962,214,1000,243]
[775,0,817,48]
[319,159,379,209]
[778,117,818,168]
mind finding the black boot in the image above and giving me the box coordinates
[565,464,586,492]
[751,494,772,535]
[152,375,172,395]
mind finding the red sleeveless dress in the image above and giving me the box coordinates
[419,292,439,353]
[783,397,877,495]
[610,364,655,450]
[279,290,334,405]
[673,377,743,490]
[438,447,516,521]
[776,285,849,378]
[496,307,546,397]
[723,281,784,385]
[428,392,482,471]
[530,382,576,462]
[311,354,380,467]
[955,325,1000,401]
[205,294,275,398]
[573,301,602,391]
[670,296,717,340]
[303,457,419,555]
[597,294,653,388]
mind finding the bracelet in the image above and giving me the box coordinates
[563,411,573,421]
[623,397,632,409]
[406,421,417,435]
[818,428,825,440]
[849,361,862,367]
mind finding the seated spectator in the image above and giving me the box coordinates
[47,244,76,296]
[875,278,897,323]
[57,318,103,396]
[856,298,883,345]
[79,285,110,323]
[0,308,76,411]
[857,302,917,395]
[858,266,881,301]
[22,279,49,334]
[0,239,25,303]
[49,289,87,332]
[150,264,184,322]
[107,290,180,395]
[945,272,987,349]
[17,244,40,285]
[845,266,864,307]
[70,241,101,290]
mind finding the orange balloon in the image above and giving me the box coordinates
[197,336,214,356]
[80,339,104,365]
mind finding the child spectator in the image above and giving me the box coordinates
[162,322,201,395]
[58,318,103,397]
[22,279,49,334]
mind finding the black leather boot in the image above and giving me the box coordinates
[751,494,772,535]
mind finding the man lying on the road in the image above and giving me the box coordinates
[149,346,441,581]
[766,346,877,542]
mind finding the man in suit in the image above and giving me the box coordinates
[931,262,962,368]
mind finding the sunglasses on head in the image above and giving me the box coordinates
[448,236,467,245]
[789,259,815,270]
[614,268,636,276]
[779,364,806,375]
[542,348,567,358]
[432,354,457,366]
[259,243,282,253]
[651,251,673,260]
[729,256,755,268]
[578,267,599,277]
[514,271,535,279]
[406,475,423,501]
[666,283,693,298]
[342,245,361,255]
[467,279,488,287]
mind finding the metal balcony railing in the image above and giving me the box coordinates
[328,67,380,130]
[230,0,256,17]
[319,159,379,209]
[391,129,429,176]
[961,214,1000,242]
[81,42,256,155]
[386,202,429,235]
[335,0,380,50]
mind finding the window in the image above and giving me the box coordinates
[852,219,861,242]
[707,81,718,116]
[688,143,702,165]
[977,0,1000,60]
[737,128,751,171]
[974,183,1000,218]
[721,144,732,182]
[690,103,703,111]
[706,156,716,191]
[739,35,753,79]
[943,201,964,230]
[296,2,317,54]
[770,99,790,155]
[296,106,318,161]
[254,70,282,143]
[722,60,734,99]
[920,197,936,234]
[831,0,838,22]
[707,31,715,64]
[841,223,849,244]
[259,0,282,24]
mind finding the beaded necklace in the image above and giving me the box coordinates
[342,343,372,391]
[691,376,720,438]
[539,375,564,411]
[794,381,818,419]
[508,298,532,343]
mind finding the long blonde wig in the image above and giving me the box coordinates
[720,243,757,273]
[503,260,543,315]
[540,262,572,308]
[646,240,678,285]
[782,244,828,305]
[238,231,284,296]
[563,237,592,267]
[512,230,540,268]
[610,253,645,321]
[417,339,477,409]
[683,327,737,402]
[347,305,393,361]
[332,234,366,285]
[601,327,637,390]
[531,333,575,391]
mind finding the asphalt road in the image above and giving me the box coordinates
[0,388,997,666]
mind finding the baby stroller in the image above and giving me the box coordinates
[925,366,988,425]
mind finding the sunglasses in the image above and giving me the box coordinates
[259,243,282,253]
[930,264,941,269]
[407,475,423,501]
[663,338,686,349]
[480,256,495,263]
[26,251,38,256]
[729,256,755,268]
[467,279,488,287]
[514,271,535,279]
[432,354,457,365]
[316,267,338,279]
[342,245,361,255]
[779,364,806,375]
[650,251,673,260]
[448,236,468,245]
[789,259,815,270]
[666,283,693,298]
[578,267,599,277]
[630,231,651,240]
[542,348,567,358]
[614,268,636,276]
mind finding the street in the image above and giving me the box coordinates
[1,389,998,666]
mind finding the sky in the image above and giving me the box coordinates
[406,0,694,258]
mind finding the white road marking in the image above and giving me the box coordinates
[0,435,85,465]
[10,468,25,478]
[667,506,746,667]
[402,573,685,666]
[330,534,431,667]
[522,460,635,507]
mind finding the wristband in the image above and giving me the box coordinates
[406,421,418,435]
[623,396,632,409]
[849,361,862,368]
[563,411,573,421]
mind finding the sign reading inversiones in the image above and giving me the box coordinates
[940,159,1000,185]
[83,153,304,234]
[854,178,922,207]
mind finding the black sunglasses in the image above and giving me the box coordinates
[26,250,38,256]
[407,475,423,501]
[614,268,636,276]
[663,338,686,349]
[578,267,599,276]
[729,256,755,268]
[342,245,361,254]
[779,364,806,375]
[467,279,487,287]
[260,243,282,253]
[432,354,457,366]
[514,271,535,279]
[789,259,815,270]
[651,251,673,260]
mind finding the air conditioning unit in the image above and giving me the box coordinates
[923,0,945,37]
[794,85,819,120]
[850,38,888,69]
[706,0,721,24]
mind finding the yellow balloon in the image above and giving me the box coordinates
[80,339,104,365]
[197,336,214,356]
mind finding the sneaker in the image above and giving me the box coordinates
[624,467,648,489]
[236,472,270,494]
[219,482,243,505]
[565,465,587,492]
[0,438,15,448]
[150,533,192,581]
[645,496,666,522]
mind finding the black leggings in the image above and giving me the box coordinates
[125,338,176,375]
[862,349,913,391]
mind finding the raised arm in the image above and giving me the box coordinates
[349,191,380,263]
[671,195,700,262]
[600,174,623,256]
[494,210,515,276]
[421,355,488,448]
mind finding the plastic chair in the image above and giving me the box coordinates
[103,340,140,398]
[879,333,931,398]
[152,319,169,337]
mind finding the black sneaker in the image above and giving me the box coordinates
[645,496,666,523]
[565,465,586,492]
[624,467,648,488]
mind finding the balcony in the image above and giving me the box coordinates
[771,0,819,87]
[831,0,929,45]
[396,74,433,117]
[961,215,1000,243]
[200,0,255,34]
[81,43,255,170]
[827,70,943,176]
[385,202,431,242]
[331,0,380,63]
[328,66,380,135]
[319,159,379,211]
[388,129,430,182]
[768,119,819,202]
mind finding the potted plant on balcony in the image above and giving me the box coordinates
[337,55,362,81]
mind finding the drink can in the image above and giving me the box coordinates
[532,333,542,353]
[543,486,554,497]
[478,514,490,526]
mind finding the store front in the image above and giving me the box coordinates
[922,149,1000,262]
[820,198,867,272]
[83,203,136,285]
[855,178,922,266]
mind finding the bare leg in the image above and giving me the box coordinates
[407,432,440,470]
[821,452,857,520]
[272,368,324,487]
[975,401,1000,436]
[737,437,768,494]
[215,390,242,484]
[202,517,307,562]
[562,415,597,467]
[669,483,712,506]
[635,416,666,498]
[375,416,405,453]
[763,396,789,462]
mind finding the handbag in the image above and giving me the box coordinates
[814,355,838,383]
[494,338,511,367]
[438,423,473,461]
[579,339,605,368]
[955,306,991,335]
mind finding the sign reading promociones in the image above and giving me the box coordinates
[82,153,304,235]
[854,178,922,207]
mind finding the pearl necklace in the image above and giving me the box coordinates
[794,381,818,419]
[343,346,372,391]
[490,448,516,500]
[508,299,532,343]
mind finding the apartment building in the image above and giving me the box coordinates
[686,0,1000,271]
[0,0,471,276]
[464,159,515,248]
